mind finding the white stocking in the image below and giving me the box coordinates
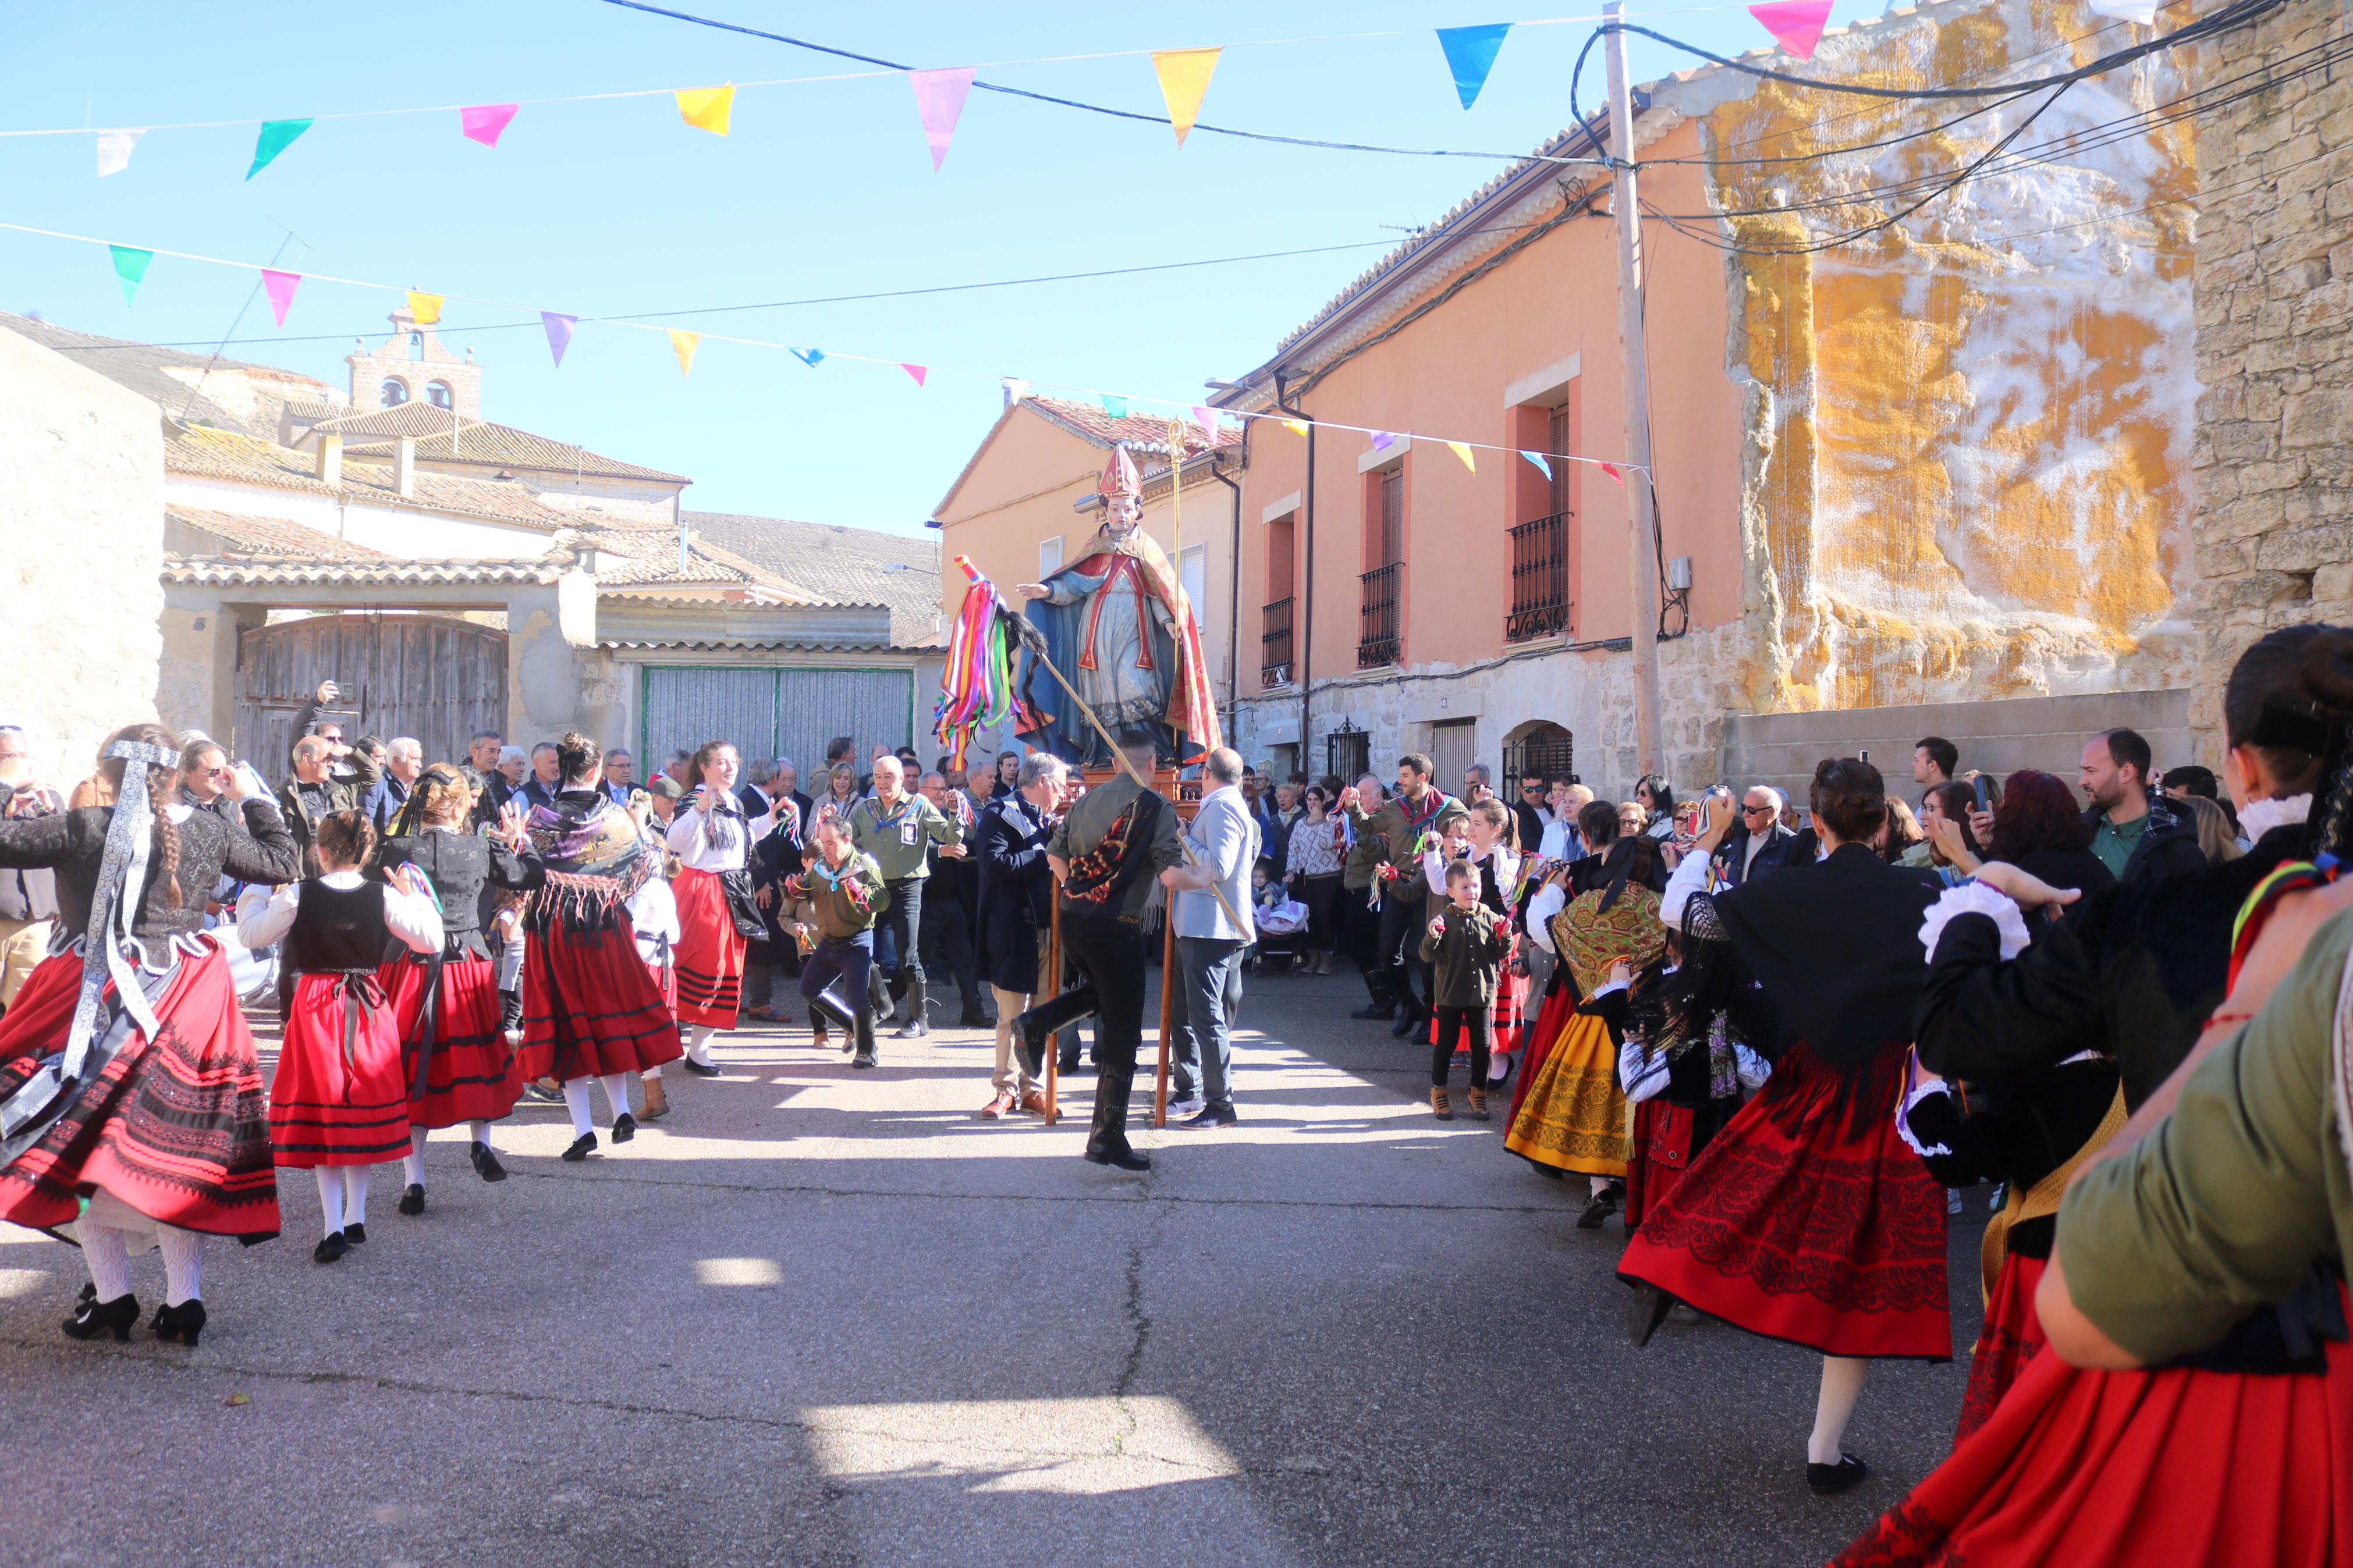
[79,1222,134,1301]
[466,1118,490,1147]
[342,1165,372,1227]
[686,1025,716,1068]
[1591,1176,1613,1201]
[156,1225,204,1306]
[403,1127,428,1187]
[314,1167,346,1236]
[1809,1355,1869,1463]
[561,1077,595,1139]
[600,1072,634,1122]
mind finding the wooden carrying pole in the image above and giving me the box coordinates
[1043,896,1061,1125]
[1156,914,1176,1128]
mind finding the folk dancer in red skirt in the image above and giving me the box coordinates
[665,740,793,1075]
[520,733,682,1162]
[1833,624,2353,1567]
[239,810,443,1263]
[1618,759,1946,1495]
[372,767,544,1214]
[0,723,298,1345]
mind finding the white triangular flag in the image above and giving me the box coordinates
[2085,0,2157,22]
[95,128,145,178]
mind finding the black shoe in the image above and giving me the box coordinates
[526,1082,565,1104]
[63,1293,140,1341]
[1807,1454,1869,1495]
[1390,1012,1425,1039]
[470,1142,508,1182]
[851,1010,877,1068]
[682,1056,722,1078]
[1083,1139,1151,1172]
[1180,1103,1239,1129]
[313,1232,349,1264]
[561,1132,597,1162]
[895,1018,929,1039]
[1628,1282,1674,1348]
[851,1052,878,1069]
[1351,1002,1396,1021]
[611,1112,637,1144]
[345,1222,367,1245]
[78,1280,97,1304]
[152,1299,207,1347]
[1057,1051,1084,1074]
[1577,1193,1618,1230]
[958,1011,992,1029]
[398,1183,425,1217]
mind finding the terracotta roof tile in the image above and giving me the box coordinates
[340,415,689,483]
[165,504,390,561]
[684,513,944,648]
[167,426,577,531]
[1023,396,1242,458]
[161,554,577,588]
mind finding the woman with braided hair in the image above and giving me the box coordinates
[373,765,544,1213]
[0,721,299,1346]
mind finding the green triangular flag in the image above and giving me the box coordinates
[109,245,153,307]
[247,118,313,180]
[1100,394,1128,419]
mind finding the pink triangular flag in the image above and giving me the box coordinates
[1190,406,1220,446]
[901,363,928,387]
[1598,461,1626,488]
[908,67,975,172]
[261,269,301,326]
[461,104,519,147]
[1748,0,1833,60]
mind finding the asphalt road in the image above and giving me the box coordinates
[0,961,1984,1568]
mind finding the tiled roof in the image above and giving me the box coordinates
[166,425,576,531]
[166,504,389,561]
[345,417,690,483]
[1021,396,1244,458]
[0,313,336,438]
[577,518,825,603]
[161,554,577,588]
[684,513,943,649]
[311,402,470,439]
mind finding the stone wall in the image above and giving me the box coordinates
[2188,0,2353,749]
[0,329,166,785]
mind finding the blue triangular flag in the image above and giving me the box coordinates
[1436,24,1512,110]
[1520,449,1553,481]
[792,347,826,367]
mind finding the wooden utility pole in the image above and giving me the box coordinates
[1603,0,1665,777]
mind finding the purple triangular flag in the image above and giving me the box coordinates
[541,312,577,368]
[908,67,975,172]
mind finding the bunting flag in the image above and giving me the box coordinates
[1748,0,1834,61]
[1446,440,1477,473]
[1435,24,1513,110]
[1100,393,1128,418]
[460,103,519,147]
[1283,418,1309,436]
[1520,450,1554,481]
[669,329,700,376]
[109,245,153,306]
[1151,48,1220,148]
[406,290,445,326]
[901,362,928,386]
[541,311,578,367]
[1598,461,1626,487]
[1191,406,1220,445]
[792,347,825,367]
[95,129,144,178]
[2086,0,2158,18]
[261,268,301,325]
[246,118,313,179]
[908,67,975,171]
[1369,431,1396,451]
[675,83,736,136]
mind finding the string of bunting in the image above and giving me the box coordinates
[24,2,1872,180]
[10,216,1645,481]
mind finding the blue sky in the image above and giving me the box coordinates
[1,2,1794,536]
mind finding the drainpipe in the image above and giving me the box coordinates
[1275,371,1314,776]
[1209,453,1243,745]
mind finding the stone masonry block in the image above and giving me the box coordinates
[2284,389,2353,449]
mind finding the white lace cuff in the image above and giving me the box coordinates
[1919,880,2031,962]
[1895,1079,1954,1159]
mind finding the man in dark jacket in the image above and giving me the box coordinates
[975,752,1068,1118]
[1711,785,1803,888]
[278,734,370,874]
[2079,728,2203,884]
[917,771,989,1030]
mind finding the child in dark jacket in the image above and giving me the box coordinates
[1418,860,1507,1121]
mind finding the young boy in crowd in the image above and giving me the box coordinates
[1418,859,1506,1122]
[786,812,889,1067]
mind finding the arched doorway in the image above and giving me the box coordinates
[1502,720,1576,786]
[236,614,506,770]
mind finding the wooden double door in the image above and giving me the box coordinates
[236,614,507,772]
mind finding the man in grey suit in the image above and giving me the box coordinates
[1162,747,1259,1128]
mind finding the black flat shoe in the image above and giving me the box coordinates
[850,1053,877,1069]
[152,1300,207,1347]
[344,1222,367,1245]
[895,1019,929,1039]
[470,1142,508,1182]
[1390,1013,1425,1039]
[561,1132,597,1162]
[1807,1454,1869,1495]
[1083,1141,1151,1172]
[958,1012,992,1029]
[63,1293,140,1341]
[1576,1193,1617,1230]
[1628,1282,1674,1348]
[398,1183,425,1217]
[611,1112,637,1144]
[314,1232,349,1264]
[78,1281,96,1303]
[1180,1103,1239,1128]
[681,1058,722,1078]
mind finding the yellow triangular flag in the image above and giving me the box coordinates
[406,291,445,326]
[676,83,736,136]
[1447,440,1477,474]
[1151,48,1220,148]
[1283,418,1309,436]
[669,330,700,377]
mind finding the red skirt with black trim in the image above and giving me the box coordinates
[1831,1295,2353,1568]
[1958,1252,2049,1443]
[269,970,411,1169]
[1617,1041,1950,1360]
[670,866,745,1030]
[520,919,683,1081]
[0,941,281,1239]
[1509,979,1578,1128]
[379,952,523,1129]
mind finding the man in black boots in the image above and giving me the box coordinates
[1014,730,1183,1171]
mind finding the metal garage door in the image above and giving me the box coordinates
[639,666,915,777]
